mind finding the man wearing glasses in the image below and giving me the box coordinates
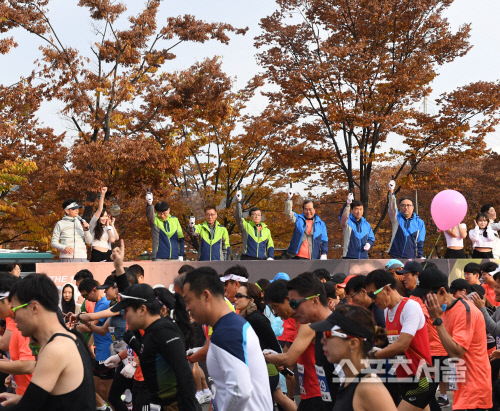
[345,275,385,327]
[146,190,185,261]
[265,273,336,410]
[0,274,35,398]
[388,180,426,259]
[364,270,435,411]
[188,205,230,261]
[78,278,113,408]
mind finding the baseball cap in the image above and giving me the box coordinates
[337,274,356,289]
[397,261,423,274]
[64,201,84,210]
[96,275,116,290]
[385,259,404,271]
[410,268,448,298]
[449,279,472,295]
[330,273,347,285]
[110,284,156,313]
[271,272,290,283]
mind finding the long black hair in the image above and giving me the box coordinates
[93,206,107,241]
[60,284,76,315]
[155,287,195,349]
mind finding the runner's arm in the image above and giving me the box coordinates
[86,318,110,336]
[354,375,398,411]
[0,359,36,375]
[373,332,413,359]
[265,324,314,367]
[434,323,466,359]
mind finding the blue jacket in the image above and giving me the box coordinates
[339,204,375,259]
[190,221,230,261]
[388,194,426,258]
[285,200,328,259]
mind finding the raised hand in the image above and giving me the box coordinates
[236,190,242,201]
[146,190,153,205]
[388,180,396,192]
[287,187,293,199]
[347,193,354,204]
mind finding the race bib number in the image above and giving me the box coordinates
[315,365,332,402]
[297,363,306,395]
[387,334,399,344]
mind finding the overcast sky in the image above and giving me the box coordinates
[2,0,499,152]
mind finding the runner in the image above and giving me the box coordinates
[364,269,435,411]
[0,274,95,410]
[221,265,249,303]
[416,269,493,411]
[264,277,324,410]
[345,275,385,327]
[78,278,114,406]
[183,266,273,410]
[310,305,397,411]
[235,282,297,411]
[0,274,35,396]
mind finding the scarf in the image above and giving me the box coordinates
[238,301,258,318]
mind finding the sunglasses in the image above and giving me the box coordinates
[323,329,362,340]
[235,293,251,299]
[367,284,392,300]
[289,294,319,309]
[12,300,36,315]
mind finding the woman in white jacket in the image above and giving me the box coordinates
[51,199,92,262]
[469,212,495,258]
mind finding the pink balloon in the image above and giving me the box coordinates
[430,190,468,231]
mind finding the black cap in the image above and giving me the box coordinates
[471,284,485,297]
[330,273,347,285]
[449,279,472,295]
[110,284,156,313]
[96,275,116,290]
[310,310,374,340]
[410,268,448,298]
[397,261,423,274]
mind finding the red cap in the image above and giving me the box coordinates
[337,274,356,289]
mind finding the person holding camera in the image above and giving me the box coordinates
[51,199,92,262]
[146,190,185,261]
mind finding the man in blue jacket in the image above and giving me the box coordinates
[340,194,375,259]
[284,187,328,260]
[388,180,426,259]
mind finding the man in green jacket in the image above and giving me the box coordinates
[235,189,274,260]
[189,205,230,261]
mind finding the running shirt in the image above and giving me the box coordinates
[314,330,338,410]
[92,297,112,361]
[385,297,432,379]
[483,283,500,307]
[208,312,273,411]
[6,317,35,395]
[442,299,492,410]
[297,339,322,400]
[409,296,447,357]
[139,317,199,409]
[278,317,299,342]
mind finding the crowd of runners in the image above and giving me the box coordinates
[51,183,500,264]
[0,250,500,410]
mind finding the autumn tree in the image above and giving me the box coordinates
[256,0,500,218]
[0,0,247,257]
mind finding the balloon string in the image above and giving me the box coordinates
[424,232,442,264]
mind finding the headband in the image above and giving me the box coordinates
[64,202,81,210]
[487,266,500,276]
[0,292,9,301]
[329,310,374,341]
[220,274,248,283]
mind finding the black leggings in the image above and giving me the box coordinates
[444,248,466,258]
[108,365,133,411]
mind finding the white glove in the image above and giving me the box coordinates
[178,256,183,261]
[388,180,396,191]
[267,258,274,260]
[262,349,278,355]
[189,216,195,227]
[347,193,354,204]
[104,354,121,369]
[364,243,371,251]
[287,188,293,199]
[120,363,137,378]
[368,347,382,358]
[186,347,202,356]
[146,192,153,205]
[236,190,242,201]
[320,254,327,260]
